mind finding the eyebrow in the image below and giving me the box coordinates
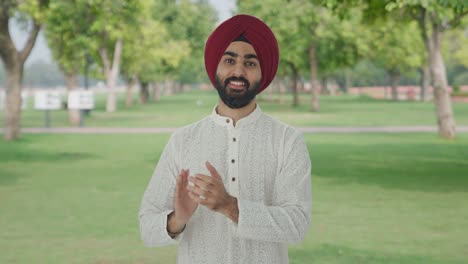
[223,51,258,60]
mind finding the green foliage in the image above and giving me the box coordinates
[152,0,218,83]
[45,1,90,75]
[239,0,308,76]
[239,0,366,79]
[367,20,423,74]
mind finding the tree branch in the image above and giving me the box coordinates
[18,21,41,64]
[99,47,111,79]
[448,9,468,28]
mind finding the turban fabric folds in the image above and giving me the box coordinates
[204,14,279,94]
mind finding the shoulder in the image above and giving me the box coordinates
[169,115,212,143]
[259,112,303,143]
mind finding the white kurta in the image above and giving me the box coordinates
[139,104,312,264]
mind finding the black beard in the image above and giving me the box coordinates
[215,76,260,109]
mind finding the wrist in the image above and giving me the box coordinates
[222,196,239,223]
[167,211,186,235]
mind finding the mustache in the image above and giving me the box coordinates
[224,76,250,89]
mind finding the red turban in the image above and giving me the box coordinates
[204,14,279,94]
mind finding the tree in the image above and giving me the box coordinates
[239,0,365,110]
[86,0,142,113]
[45,0,91,125]
[0,0,49,140]
[367,20,423,100]
[385,1,467,138]
[239,0,309,107]
[327,0,468,138]
[120,2,190,105]
[151,0,217,92]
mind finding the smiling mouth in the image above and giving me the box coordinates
[226,78,249,92]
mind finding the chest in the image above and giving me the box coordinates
[180,128,280,204]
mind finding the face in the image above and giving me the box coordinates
[215,41,262,109]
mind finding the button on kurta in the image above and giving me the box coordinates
[232,177,236,182]
[233,137,236,142]
[231,159,235,163]
[226,119,230,123]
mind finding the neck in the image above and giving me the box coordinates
[216,99,257,126]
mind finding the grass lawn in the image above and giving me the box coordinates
[7,89,468,128]
[1,133,467,264]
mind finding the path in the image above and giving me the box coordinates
[3,126,468,134]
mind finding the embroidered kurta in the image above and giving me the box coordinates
[139,104,312,264]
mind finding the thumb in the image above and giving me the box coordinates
[205,161,221,179]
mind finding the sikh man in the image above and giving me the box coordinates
[139,14,312,264]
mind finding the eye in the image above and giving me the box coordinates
[225,58,235,64]
[245,61,257,67]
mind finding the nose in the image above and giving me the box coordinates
[232,63,246,78]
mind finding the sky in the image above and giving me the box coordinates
[10,0,237,65]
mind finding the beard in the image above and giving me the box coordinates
[215,75,261,109]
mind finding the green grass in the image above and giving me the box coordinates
[1,133,467,264]
[7,89,468,128]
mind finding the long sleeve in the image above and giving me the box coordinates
[139,133,181,247]
[233,132,312,244]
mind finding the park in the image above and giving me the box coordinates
[1,1,468,264]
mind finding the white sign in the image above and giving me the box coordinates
[0,91,28,110]
[68,90,94,110]
[34,91,62,110]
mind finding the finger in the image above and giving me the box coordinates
[205,161,221,180]
[190,175,215,190]
[193,174,216,185]
[187,183,211,196]
[180,169,189,184]
[188,190,207,204]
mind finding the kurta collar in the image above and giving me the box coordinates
[210,104,262,128]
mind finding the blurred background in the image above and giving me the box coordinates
[1,0,467,263]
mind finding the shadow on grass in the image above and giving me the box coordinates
[309,141,468,193]
[0,168,22,185]
[0,146,95,185]
[289,244,460,264]
[0,147,95,163]
[0,136,95,162]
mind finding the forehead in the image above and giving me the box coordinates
[224,41,257,56]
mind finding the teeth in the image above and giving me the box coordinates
[230,81,245,86]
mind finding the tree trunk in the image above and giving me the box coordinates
[125,74,137,108]
[321,77,328,95]
[430,25,456,139]
[267,77,275,102]
[0,10,41,140]
[389,70,400,101]
[99,38,122,113]
[416,9,431,102]
[139,81,149,104]
[65,71,80,126]
[152,82,161,102]
[419,65,430,101]
[4,64,23,140]
[165,79,174,96]
[298,79,304,93]
[279,79,286,104]
[309,43,320,112]
[343,69,351,94]
[288,63,299,107]
[417,9,456,139]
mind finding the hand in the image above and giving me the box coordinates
[168,169,198,234]
[187,161,238,222]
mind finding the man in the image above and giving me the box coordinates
[139,14,312,264]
